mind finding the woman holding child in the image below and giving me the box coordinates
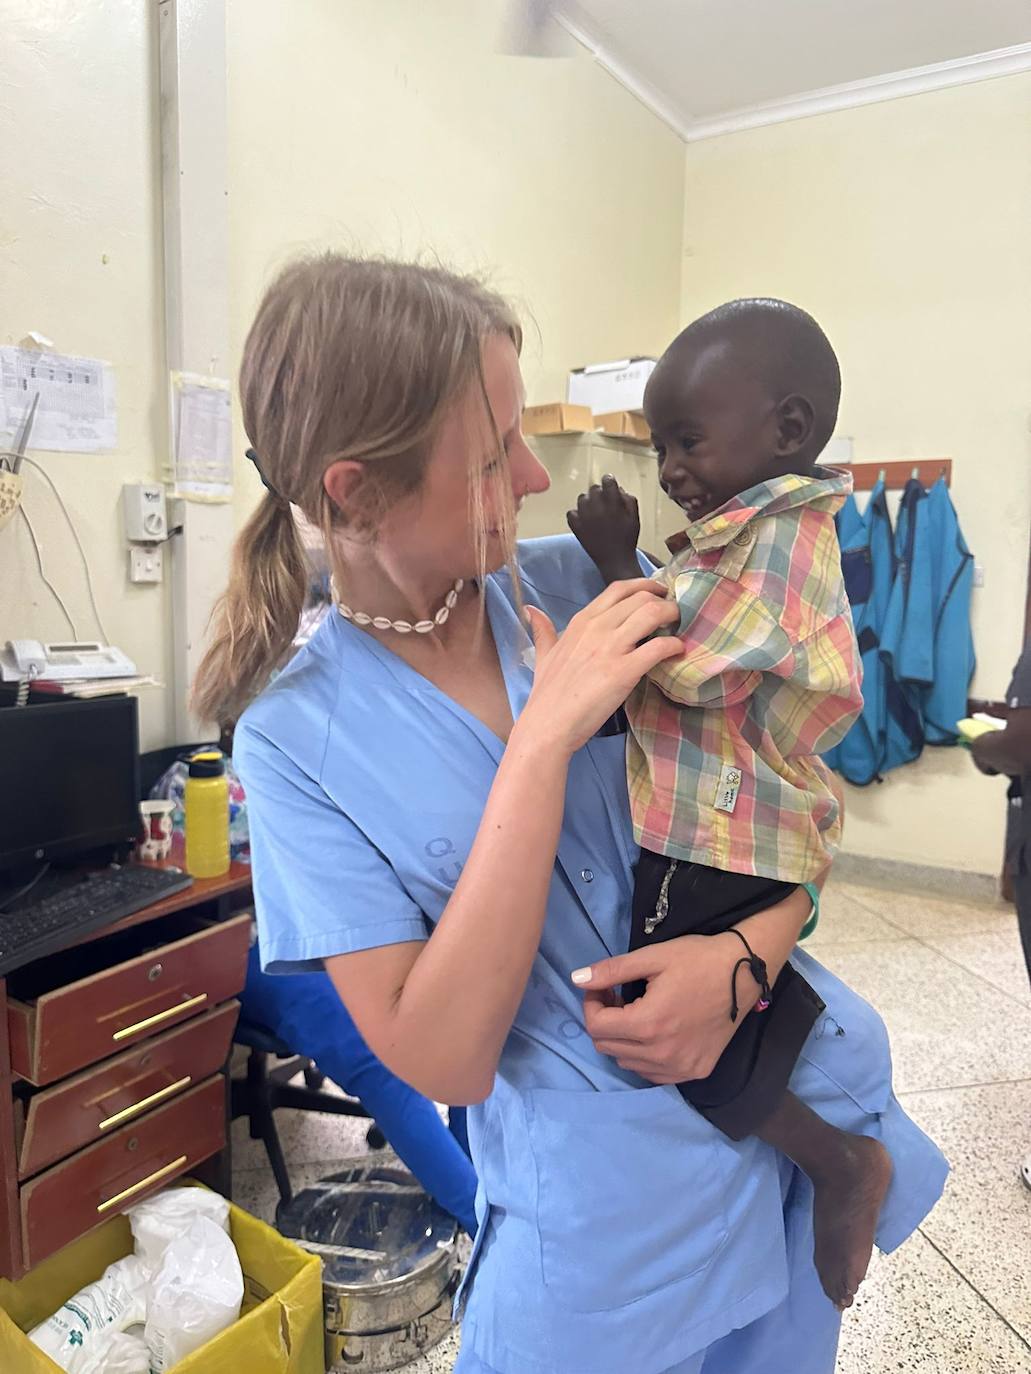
[195,254,946,1373]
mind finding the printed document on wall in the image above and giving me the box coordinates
[0,347,117,452]
[172,372,233,502]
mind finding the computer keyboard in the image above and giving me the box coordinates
[0,866,194,976]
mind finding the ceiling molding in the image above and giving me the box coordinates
[554,10,1031,146]
[555,7,694,141]
[684,40,1031,141]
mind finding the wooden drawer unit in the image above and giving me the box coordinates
[7,911,250,1086]
[20,1074,225,1269]
[16,1000,239,1179]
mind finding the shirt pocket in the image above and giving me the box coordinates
[526,1084,738,1313]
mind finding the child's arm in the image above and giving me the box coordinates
[567,480,792,706]
[567,475,646,585]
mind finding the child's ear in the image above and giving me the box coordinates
[774,394,815,456]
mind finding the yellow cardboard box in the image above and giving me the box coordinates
[0,1191,323,1372]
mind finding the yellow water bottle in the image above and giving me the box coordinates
[184,750,230,878]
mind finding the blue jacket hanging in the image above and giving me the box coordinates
[823,480,895,785]
[878,479,929,771]
[920,477,976,744]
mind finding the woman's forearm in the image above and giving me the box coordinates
[730,885,814,1004]
[334,720,569,1103]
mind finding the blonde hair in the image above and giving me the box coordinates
[192,254,522,724]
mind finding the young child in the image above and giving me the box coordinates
[569,298,891,1311]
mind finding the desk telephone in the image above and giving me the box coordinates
[0,640,137,682]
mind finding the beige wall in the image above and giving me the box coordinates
[680,75,1031,874]
[0,1,170,748]
[227,0,686,526]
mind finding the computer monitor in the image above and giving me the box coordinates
[0,696,141,871]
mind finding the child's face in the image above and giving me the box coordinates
[644,338,785,523]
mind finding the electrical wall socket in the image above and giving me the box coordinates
[129,545,163,584]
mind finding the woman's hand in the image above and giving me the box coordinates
[571,886,813,1082]
[517,580,682,758]
[571,934,748,1082]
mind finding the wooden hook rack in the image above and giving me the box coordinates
[835,459,952,491]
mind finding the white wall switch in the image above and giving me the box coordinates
[129,545,163,584]
[973,562,985,588]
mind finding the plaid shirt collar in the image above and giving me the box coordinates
[664,466,853,559]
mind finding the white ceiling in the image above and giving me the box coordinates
[557,0,1031,137]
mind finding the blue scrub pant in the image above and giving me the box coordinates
[453,1163,841,1373]
[241,945,478,1236]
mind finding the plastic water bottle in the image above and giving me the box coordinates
[184,750,230,878]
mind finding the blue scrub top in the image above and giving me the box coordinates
[236,535,947,1374]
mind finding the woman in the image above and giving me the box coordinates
[195,255,946,1373]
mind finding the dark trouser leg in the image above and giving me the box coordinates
[1014,875,1031,994]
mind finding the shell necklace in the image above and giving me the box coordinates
[332,577,464,635]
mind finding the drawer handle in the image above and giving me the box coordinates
[97,1155,189,1214]
[112,994,208,1042]
[99,1076,192,1131]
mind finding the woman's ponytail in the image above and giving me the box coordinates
[192,491,307,725]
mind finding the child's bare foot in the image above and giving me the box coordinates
[811,1133,892,1311]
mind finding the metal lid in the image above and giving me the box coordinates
[276,1162,458,1294]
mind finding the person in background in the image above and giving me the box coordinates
[150,732,478,1236]
[969,642,1031,1188]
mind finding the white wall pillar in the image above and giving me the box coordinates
[158,0,232,743]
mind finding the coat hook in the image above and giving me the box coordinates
[911,465,920,480]
[877,468,886,483]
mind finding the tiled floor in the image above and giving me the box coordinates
[232,880,1031,1372]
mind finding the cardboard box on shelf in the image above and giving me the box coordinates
[522,403,594,436]
[593,411,652,444]
[567,358,657,415]
[0,1187,323,1373]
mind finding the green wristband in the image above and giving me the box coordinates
[799,882,821,941]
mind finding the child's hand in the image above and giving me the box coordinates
[568,475,642,584]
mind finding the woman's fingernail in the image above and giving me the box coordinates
[571,967,592,985]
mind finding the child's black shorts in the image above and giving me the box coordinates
[628,849,826,1140]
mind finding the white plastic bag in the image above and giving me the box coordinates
[127,1187,230,1275]
[144,1215,243,1372]
[28,1256,149,1373]
[78,1330,150,1374]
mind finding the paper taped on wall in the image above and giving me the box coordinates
[0,347,117,452]
[171,372,233,502]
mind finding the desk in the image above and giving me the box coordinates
[0,864,252,1281]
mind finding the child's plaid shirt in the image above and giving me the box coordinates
[628,468,861,882]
